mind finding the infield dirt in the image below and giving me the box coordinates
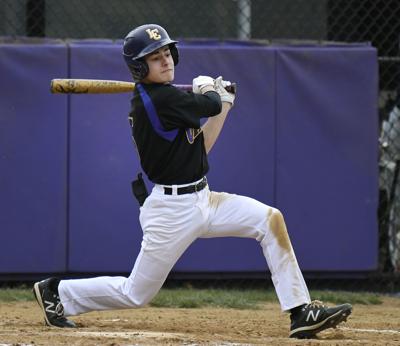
[0,296,399,345]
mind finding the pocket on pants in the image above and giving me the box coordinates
[139,194,166,229]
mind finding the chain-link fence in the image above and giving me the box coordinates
[1,0,400,285]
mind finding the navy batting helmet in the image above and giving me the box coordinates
[123,24,179,81]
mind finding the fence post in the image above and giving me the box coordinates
[237,0,251,40]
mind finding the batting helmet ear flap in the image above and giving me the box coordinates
[169,43,179,66]
[126,58,149,82]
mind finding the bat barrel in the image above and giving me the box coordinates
[51,79,136,94]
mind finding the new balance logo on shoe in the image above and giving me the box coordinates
[44,297,64,316]
[44,300,56,313]
[290,300,352,339]
[306,309,320,322]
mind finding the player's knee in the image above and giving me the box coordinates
[268,208,285,230]
[267,208,292,251]
[122,279,152,308]
[133,297,149,308]
[125,292,151,308]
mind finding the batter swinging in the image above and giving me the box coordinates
[33,24,352,339]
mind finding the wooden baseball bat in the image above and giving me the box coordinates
[50,79,236,94]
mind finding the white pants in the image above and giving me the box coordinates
[59,180,311,316]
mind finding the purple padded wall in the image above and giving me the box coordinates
[0,42,378,275]
[275,47,379,270]
[0,44,68,272]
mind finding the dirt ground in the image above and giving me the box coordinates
[0,296,399,346]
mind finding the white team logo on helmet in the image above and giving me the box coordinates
[146,28,161,40]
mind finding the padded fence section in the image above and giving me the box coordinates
[67,43,140,272]
[0,42,379,274]
[275,46,379,271]
[0,44,68,273]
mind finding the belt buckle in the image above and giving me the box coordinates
[195,177,206,192]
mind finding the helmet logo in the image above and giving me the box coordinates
[146,28,161,40]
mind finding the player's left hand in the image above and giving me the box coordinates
[192,75,215,94]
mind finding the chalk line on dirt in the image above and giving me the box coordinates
[0,330,250,346]
[339,327,400,335]
[0,330,185,339]
[0,330,187,339]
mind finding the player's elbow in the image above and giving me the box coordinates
[204,90,222,115]
[214,99,222,114]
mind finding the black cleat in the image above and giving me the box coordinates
[290,300,352,338]
[33,278,76,328]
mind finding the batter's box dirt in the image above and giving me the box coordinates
[0,298,399,345]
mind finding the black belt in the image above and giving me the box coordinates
[164,177,207,195]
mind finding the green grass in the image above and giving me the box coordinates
[0,286,34,302]
[0,287,383,308]
[311,290,382,305]
[150,288,278,309]
[151,288,383,309]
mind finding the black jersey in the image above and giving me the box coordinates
[128,83,222,185]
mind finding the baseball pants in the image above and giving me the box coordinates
[59,179,311,316]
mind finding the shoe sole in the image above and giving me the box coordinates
[33,282,52,327]
[290,305,352,339]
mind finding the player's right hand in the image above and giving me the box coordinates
[192,75,215,94]
[214,76,235,106]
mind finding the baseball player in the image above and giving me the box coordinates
[33,24,352,339]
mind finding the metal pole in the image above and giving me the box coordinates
[237,0,251,40]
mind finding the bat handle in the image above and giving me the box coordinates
[176,83,237,94]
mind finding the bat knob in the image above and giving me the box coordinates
[226,83,237,94]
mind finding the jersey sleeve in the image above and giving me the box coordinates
[156,86,222,130]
